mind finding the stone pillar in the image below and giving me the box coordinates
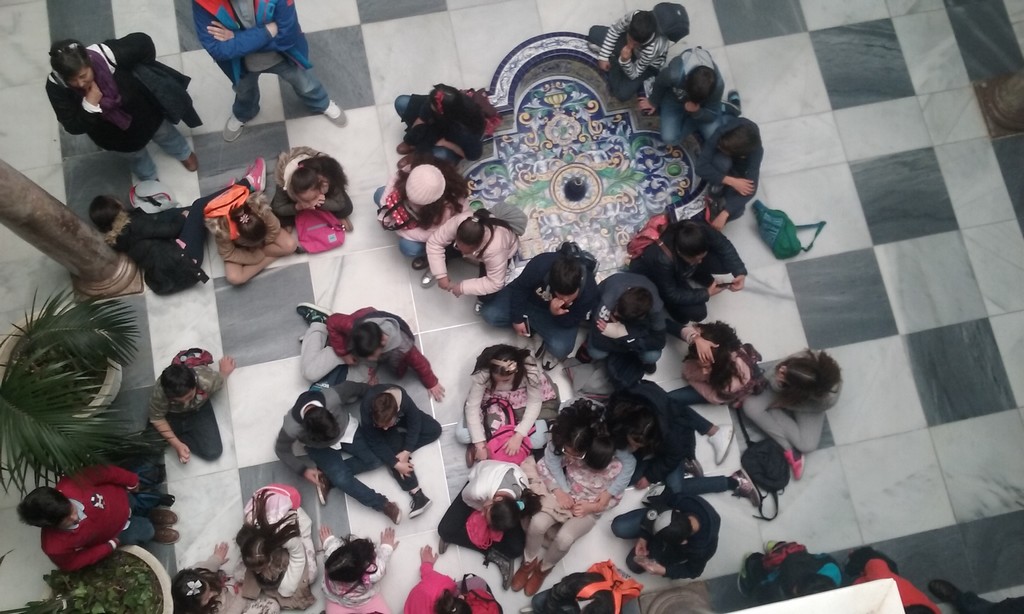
[0,158,141,298]
[974,69,1024,138]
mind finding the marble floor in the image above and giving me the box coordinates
[2,0,1024,612]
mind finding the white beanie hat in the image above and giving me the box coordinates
[405,164,446,205]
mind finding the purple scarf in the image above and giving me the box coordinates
[85,48,133,131]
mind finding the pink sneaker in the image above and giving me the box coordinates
[243,157,266,193]
[784,449,804,480]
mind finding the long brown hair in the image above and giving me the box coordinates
[471,344,531,390]
[774,350,841,407]
[236,490,301,579]
[393,154,467,227]
[688,321,742,394]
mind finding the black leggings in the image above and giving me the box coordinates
[437,487,526,559]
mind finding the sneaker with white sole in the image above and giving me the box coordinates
[420,271,437,288]
[324,101,348,127]
[708,424,735,465]
[296,302,331,325]
[409,490,431,518]
[730,469,761,507]
[223,115,245,142]
[382,500,402,524]
[243,157,266,193]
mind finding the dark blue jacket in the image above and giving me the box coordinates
[507,252,599,328]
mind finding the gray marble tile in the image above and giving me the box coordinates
[193,121,289,196]
[356,0,447,23]
[280,26,374,119]
[946,0,1024,81]
[238,460,350,537]
[141,541,178,577]
[893,9,970,95]
[887,0,944,15]
[111,384,154,434]
[173,0,201,53]
[439,424,470,506]
[810,19,915,110]
[991,311,1024,407]
[47,0,114,42]
[932,410,1024,523]
[868,524,977,597]
[991,134,1024,236]
[213,264,312,367]
[905,318,1016,426]
[59,127,104,159]
[61,151,133,223]
[118,293,155,392]
[961,510,1024,593]
[799,0,889,30]
[713,0,807,44]
[787,249,898,349]
[706,574,758,612]
[850,147,958,245]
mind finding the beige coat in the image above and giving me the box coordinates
[205,194,281,265]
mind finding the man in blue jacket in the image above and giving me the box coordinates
[193,0,346,141]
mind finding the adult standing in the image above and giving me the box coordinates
[193,0,347,141]
[46,34,199,181]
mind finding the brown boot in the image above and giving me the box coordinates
[524,564,553,597]
[181,152,198,172]
[511,558,539,592]
[153,527,180,544]
[396,142,414,155]
[148,509,178,526]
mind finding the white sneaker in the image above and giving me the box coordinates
[223,115,245,142]
[324,101,347,127]
[708,424,735,465]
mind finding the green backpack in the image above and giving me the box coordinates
[752,200,826,259]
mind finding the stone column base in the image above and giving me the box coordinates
[974,72,1024,139]
[72,253,144,299]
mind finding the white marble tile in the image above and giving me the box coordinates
[0,1,49,88]
[367,530,477,614]
[342,438,450,540]
[697,262,808,363]
[893,9,970,95]
[724,33,831,124]
[412,260,486,332]
[824,336,928,445]
[759,163,872,260]
[875,232,987,334]
[990,311,1024,408]
[0,83,61,171]
[451,0,543,89]
[229,356,307,469]
[418,321,522,426]
[1007,0,1024,58]
[286,107,389,196]
[759,447,863,553]
[111,0,180,57]
[362,12,463,107]
[834,96,932,162]
[0,507,54,610]
[886,0,944,17]
[935,138,1015,229]
[163,388,238,483]
[307,246,418,332]
[537,0,626,36]
[295,0,360,32]
[657,0,724,51]
[800,0,889,30]
[180,49,285,135]
[377,101,409,174]
[448,0,518,8]
[325,189,399,257]
[931,410,1024,523]
[962,221,1024,316]
[167,469,244,570]
[145,280,224,366]
[921,87,991,148]
[839,428,956,543]
[757,112,846,177]
[0,256,71,315]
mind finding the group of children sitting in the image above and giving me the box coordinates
[35,6,923,614]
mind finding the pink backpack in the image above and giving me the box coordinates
[296,209,345,253]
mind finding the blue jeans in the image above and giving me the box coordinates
[611,475,728,534]
[232,61,330,123]
[118,515,155,545]
[480,289,580,359]
[306,431,387,511]
[179,200,207,265]
[166,401,222,461]
[659,97,721,145]
[667,385,709,407]
[125,120,193,181]
[586,340,662,365]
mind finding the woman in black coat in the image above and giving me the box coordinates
[46,33,198,181]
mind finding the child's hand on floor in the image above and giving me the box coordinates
[380,527,399,549]
[319,525,333,547]
[420,545,437,563]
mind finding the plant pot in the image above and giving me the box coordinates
[120,546,173,614]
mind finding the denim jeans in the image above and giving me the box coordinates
[667,385,709,407]
[306,432,387,511]
[179,200,207,265]
[659,97,721,145]
[166,400,223,461]
[232,61,330,123]
[480,289,580,359]
[371,417,442,492]
[587,26,658,101]
[118,515,155,545]
[586,341,662,366]
[125,120,193,181]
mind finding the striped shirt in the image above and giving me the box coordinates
[598,10,672,80]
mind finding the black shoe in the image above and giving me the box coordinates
[574,344,592,364]
[927,579,961,603]
[438,538,449,554]
[642,362,657,374]
[484,548,514,590]
[726,90,741,114]
[411,255,429,270]
[296,302,330,325]
[409,490,432,518]
[683,457,704,478]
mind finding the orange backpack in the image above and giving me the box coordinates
[575,560,643,613]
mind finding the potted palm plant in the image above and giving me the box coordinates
[0,291,154,495]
